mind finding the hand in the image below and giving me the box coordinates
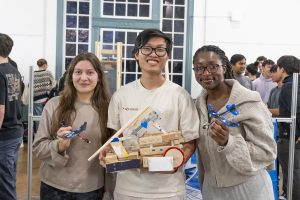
[57,126,72,153]
[98,146,111,168]
[296,136,300,144]
[209,119,229,146]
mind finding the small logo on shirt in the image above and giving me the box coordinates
[122,107,139,111]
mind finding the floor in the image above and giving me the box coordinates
[16,143,41,200]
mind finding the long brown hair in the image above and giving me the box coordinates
[52,52,111,143]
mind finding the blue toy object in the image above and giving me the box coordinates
[62,121,91,143]
[207,103,239,127]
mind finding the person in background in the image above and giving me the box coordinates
[256,56,267,73]
[252,59,277,104]
[33,58,55,133]
[0,33,24,200]
[230,54,252,90]
[267,65,284,117]
[246,63,260,81]
[100,29,199,200]
[33,52,111,200]
[276,55,300,200]
[8,57,25,94]
[193,45,276,200]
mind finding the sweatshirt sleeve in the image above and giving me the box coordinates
[33,100,69,168]
[178,91,200,142]
[218,101,277,175]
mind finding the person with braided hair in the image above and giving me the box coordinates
[193,45,276,200]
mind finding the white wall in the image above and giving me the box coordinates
[2,0,300,94]
[0,0,57,84]
[191,0,300,98]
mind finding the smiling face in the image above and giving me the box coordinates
[134,37,168,76]
[193,51,226,90]
[72,60,99,97]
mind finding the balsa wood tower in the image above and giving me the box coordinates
[95,41,123,89]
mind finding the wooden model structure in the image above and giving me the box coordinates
[88,107,185,173]
[95,41,122,90]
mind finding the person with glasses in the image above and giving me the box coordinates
[193,45,276,200]
[101,29,199,200]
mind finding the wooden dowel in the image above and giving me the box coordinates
[88,106,152,161]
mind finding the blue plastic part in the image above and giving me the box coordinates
[140,120,149,128]
[207,104,239,128]
[111,138,119,142]
[226,104,239,115]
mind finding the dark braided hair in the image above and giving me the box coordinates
[193,45,234,79]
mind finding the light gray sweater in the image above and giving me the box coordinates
[195,79,277,187]
[33,97,105,192]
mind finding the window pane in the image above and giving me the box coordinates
[115,3,126,16]
[103,31,113,43]
[66,43,76,56]
[126,46,134,58]
[125,74,136,84]
[78,30,89,42]
[175,7,184,18]
[128,4,137,16]
[173,61,183,73]
[66,16,77,28]
[128,0,137,2]
[67,1,77,14]
[127,32,137,44]
[139,5,149,17]
[103,3,114,15]
[103,44,113,49]
[140,0,150,3]
[163,20,172,32]
[126,60,136,72]
[175,0,185,5]
[173,47,183,59]
[66,29,77,42]
[166,33,172,41]
[79,16,89,28]
[79,2,89,14]
[78,44,88,54]
[174,20,184,32]
[174,34,183,46]
[116,0,126,1]
[172,75,182,86]
[65,58,73,69]
[163,6,173,18]
[115,32,125,42]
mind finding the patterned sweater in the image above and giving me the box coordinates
[33,70,54,102]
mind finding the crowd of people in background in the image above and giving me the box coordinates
[1,30,300,200]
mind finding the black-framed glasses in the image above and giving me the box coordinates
[193,64,223,74]
[140,46,168,57]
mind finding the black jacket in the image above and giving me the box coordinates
[278,74,300,138]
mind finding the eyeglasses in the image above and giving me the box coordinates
[140,46,168,57]
[193,64,223,74]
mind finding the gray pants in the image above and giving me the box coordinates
[277,138,300,199]
[202,170,274,200]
